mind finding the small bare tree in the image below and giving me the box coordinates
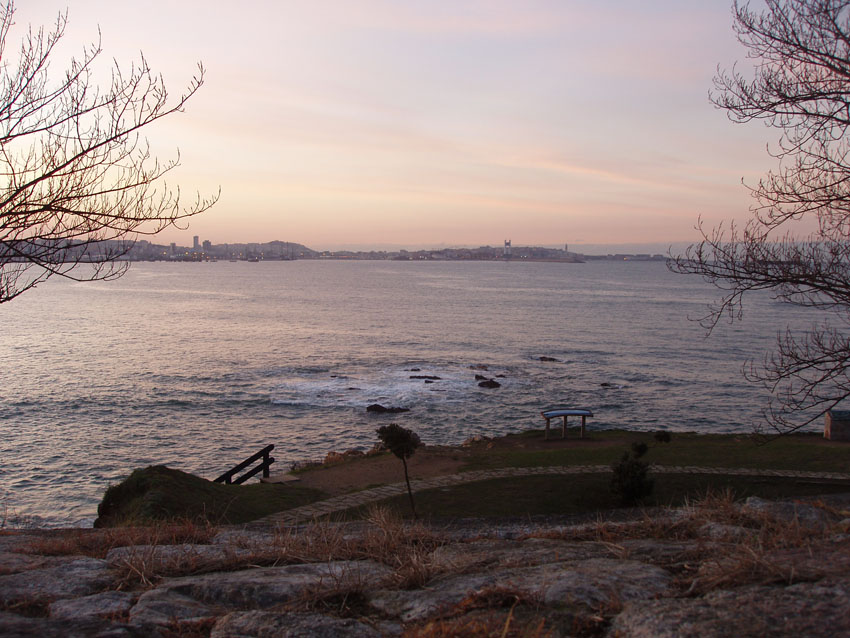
[671,1,850,435]
[0,1,216,303]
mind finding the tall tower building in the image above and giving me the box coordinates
[504,239,512,258]
[193,235,200,250]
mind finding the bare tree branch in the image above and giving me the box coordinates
[672,0,850,434]
[0,1,217,303]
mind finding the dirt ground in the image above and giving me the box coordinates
[286,431,621,496]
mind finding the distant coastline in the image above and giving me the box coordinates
[118,239,668,263]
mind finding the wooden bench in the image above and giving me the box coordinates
[541,408,593,440]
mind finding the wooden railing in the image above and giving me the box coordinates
[214,444,275,484]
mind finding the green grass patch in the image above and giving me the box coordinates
[461,429,850,473]
[336,472,850,520]
[94,465,326,527]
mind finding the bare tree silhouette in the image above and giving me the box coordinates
[671,0,850,434]
[0,1,216,304]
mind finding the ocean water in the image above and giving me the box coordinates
[0,259,813,527]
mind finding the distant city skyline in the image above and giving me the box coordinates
[16,1,809,248]
[148,234,686,258]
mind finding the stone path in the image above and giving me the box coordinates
[256,464,850,527]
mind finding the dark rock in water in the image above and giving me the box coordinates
[424,380,434,384]
[410,375,441,380]
[496,374,506,378]
[600,382,613,387]
[407,368,421,372]
[539,356,560,362]
[478,379,501,389]
[366,404,410,414]
[474,374,488,381]
[469,364,489,371]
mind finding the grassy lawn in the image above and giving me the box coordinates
[336,472,850,521]
[95,430,850,526]
[460,429,850,473]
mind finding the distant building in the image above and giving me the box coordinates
[202,240,211,252]
[504,239,511,257]
[193,235,200,250]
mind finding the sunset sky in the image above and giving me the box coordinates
[19,1,785,251]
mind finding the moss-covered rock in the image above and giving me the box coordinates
[95,465,324,527]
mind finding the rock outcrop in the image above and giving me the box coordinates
[1,494,849,637]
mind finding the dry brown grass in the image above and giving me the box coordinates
[102,506,448,591]
[230,509,447,619]
[678,491,849,595]
[289,568,375,619]
[524,489,847,597]
[261,506,446,588]
[111,544,251,589]
[524,488,831,545]
[684,516,848,594]
[12,491,845,633]
[358,506,444,588]
[24,519,218,559]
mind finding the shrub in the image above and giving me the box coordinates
[654,431,672,443]
[610,442,654,505]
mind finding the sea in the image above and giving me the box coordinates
[0,259,815,527]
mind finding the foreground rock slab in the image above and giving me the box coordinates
[1,493,849,637]
[210,610,385,638]
[0,611,150,638]
[610,577,850,638]
[370,557,671,621]
[150,560,392,610]
[0,558,113,606]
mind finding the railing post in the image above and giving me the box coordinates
[215,444,275,484]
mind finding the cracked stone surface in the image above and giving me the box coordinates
[370,557,671,621]
[0,557,113,605]
[129,588,221,626]
[49,591,136,621]
[151,560,392,611]
[0,610,152,638]
[609,577,850,638]
[0,493,848,637]
[210,610,385,637]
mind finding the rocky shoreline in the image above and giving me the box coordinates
[2,493,849,637]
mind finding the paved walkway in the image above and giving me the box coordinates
[255,465,850,527]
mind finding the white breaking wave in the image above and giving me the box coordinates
[270,363,513,408]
